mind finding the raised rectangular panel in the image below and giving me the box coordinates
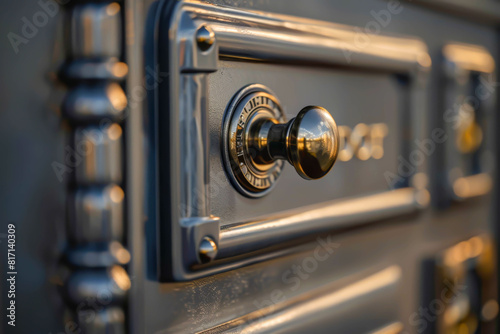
[150,2,431,281]
[440,43,496,204]
[420,235,497,334]
[209,62,406,224]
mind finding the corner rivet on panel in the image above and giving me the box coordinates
[196,25,215,52]
[199,236,218,263]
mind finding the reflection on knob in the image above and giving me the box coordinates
[248,106,339,180]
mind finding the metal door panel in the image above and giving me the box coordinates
[209,61,402,223]
[151,0,430,281]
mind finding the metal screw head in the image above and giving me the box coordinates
[198,236,218,264]
[196,25,215,52]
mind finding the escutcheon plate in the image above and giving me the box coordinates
[222,84,286,197]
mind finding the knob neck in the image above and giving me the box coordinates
[267,122,291,162]
[248,120,293,162]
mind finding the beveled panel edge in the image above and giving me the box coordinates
[197,265,403,333]
[218,188,429,259]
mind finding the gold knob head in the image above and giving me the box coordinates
[287,106,339,180]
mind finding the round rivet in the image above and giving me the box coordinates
[198,236,218,264]
[196,25,215,52]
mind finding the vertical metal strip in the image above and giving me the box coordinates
[60,1,131,332]
[124,0,145,332]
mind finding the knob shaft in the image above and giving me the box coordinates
[249,106,339,180]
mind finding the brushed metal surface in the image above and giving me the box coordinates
[200,266,402,333]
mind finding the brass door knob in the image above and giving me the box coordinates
[223,85,340,197]
[248,106,340,180]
